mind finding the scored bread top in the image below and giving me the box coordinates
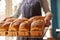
[31,20,45,31]
[9,18,28,31]
[0,22,11,31]
[28,16,45,24]
[5,18,17,22]
[19,21,30,31]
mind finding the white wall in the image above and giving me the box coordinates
[0,0,6,22]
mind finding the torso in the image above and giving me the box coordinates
[21,0,41,18]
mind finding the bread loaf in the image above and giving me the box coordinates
[0,22,11,36]
[28,16,45,24]
[8,18,28,36]
[5,18,17,22]
[18,21,30,37]
[3,17,17,21]
[30,20,45,37]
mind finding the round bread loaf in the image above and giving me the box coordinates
[0,22,11,36]
[18,21,30,37]
[28,16,45,24]
[30,20,45,37]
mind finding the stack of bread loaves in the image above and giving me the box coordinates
[0,17,17,36]
[0,16,48,37]
[8,18,28,36]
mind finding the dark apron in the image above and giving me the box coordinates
[17,0,43,40]
[21,0,42,18]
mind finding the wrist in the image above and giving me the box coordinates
[45,12,53,20]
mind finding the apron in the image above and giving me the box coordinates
[17,0,43,40]
[21,0,42,18]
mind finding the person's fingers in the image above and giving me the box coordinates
[45,20,50,27]
[44,18,50,27]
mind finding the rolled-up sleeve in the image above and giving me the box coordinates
[41,0,51,13]
[10,3,22,18]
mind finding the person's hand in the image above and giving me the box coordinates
[44,12,53,27]
[44,16,50,27]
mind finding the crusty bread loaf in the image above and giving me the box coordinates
[19,21,30,31]
[30,20,45,37]
[4,17,17,22]
[18,21,30,37]
[8,18,28,36]
[0,21,5,27]
[29,16,45,20]
[0,21,5,36]
[0,22,11,36]
[0,18,17,36]
[0,17,16,27]
[28,16,45,25]
[9,18,28,31]
[3,17,17,21]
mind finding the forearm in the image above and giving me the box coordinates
[41,0,53,19]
